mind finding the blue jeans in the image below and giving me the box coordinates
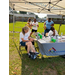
[44,29,51,36]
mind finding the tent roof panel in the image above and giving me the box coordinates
[9,0,65,15]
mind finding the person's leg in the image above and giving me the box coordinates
[44,29,51,36]
[48,29,50,32]
[28,42,36,52]
[30,29,34,36]
[32,41,34,45]
[26,42,31,53]
[44,29,47,36]
[28,42,39,54]
[26,41,39,55]
[35,30,37,36]
[30,32,33,37]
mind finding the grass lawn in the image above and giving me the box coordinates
[9,21,65,35]
[9,21,65,75]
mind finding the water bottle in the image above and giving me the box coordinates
[38,33,42,39]
[61,32,63,37]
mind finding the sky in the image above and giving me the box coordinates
[34,13,47,18]
[17,11,47,18]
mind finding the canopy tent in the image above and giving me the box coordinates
[9,0,65,15]
[9,0,65,41]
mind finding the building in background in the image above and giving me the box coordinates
[47,15,65,24]
[9,13,36,23]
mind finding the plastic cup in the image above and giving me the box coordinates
[38,33,41,36]
[51,38,56,43]
[40,35,42,39]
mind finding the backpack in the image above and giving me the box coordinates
[29,52,37,59]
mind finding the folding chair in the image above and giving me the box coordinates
[19,43,27,57]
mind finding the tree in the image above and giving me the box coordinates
[19,11,27,14]
[36,15,39,18]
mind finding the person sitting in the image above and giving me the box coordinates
[46,27,58,37]
[20,26,39,56]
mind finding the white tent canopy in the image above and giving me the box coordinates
[9,0,65,15]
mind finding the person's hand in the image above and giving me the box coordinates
[37,25,39,27]
[31,38,34,40]
[30,38,34,42]
[46,33,48,36]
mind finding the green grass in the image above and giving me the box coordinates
[9,21,65,75]
[9,21,65,35]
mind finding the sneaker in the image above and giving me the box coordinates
[28,53,31,58]
[35,52,39,55]
[28,53,30,56]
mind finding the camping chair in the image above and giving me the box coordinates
[19,43,27,57]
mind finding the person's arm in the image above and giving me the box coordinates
[51,21,54,26]
[45,33,49,36]
[28,36,34,42]
[28,22,32,26]
[21,38,30,42]
[37,24,39,27]
[51,24,54,26]
[44,22,46,27]
[37,22,39,27]
[52,30,55,36]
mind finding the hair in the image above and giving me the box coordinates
[22,26,29,35]
[28,18,31,22]
[50,27,55,31]
[48,18,51,20]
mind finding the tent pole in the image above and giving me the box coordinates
[58,15,63,34]
[13,4,15,41]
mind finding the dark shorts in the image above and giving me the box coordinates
[20,41,26,46]
[32,29,37,32]
[20,41,34,46]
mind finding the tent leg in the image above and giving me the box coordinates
[58,24,61,34]
[13,11,14,41]
[13,5,15,41]
[58,15,63,34]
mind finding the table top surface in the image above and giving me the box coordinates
[34,38,65,44]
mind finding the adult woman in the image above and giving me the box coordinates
[20,26,38,56]
[30,18,39,36]
[44,18,54,36]
[27,18,32,29]
[27,18,33,35]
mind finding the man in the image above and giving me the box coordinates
[44,18,54,36]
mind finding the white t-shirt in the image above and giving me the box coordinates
[32,22,38,30]
[48,30,58,36]
[20,32,30,42]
